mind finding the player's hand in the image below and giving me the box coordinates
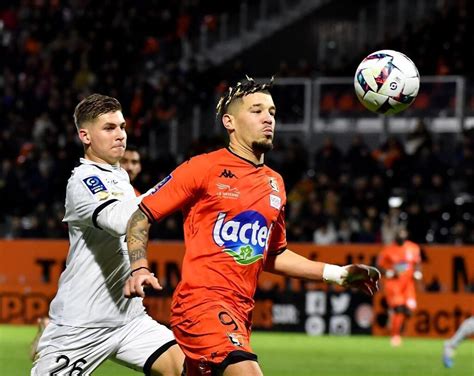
[342,264,381,296]
[123,270,162,298]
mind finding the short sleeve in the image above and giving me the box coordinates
[63,174,117,228]
[140,156,209,222]
[267,205,288,254]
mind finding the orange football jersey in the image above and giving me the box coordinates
[377,240,421,281]
[140,148,287,326]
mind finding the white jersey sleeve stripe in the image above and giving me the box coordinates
[92,199,119,229]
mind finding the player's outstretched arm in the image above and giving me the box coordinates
[123,208,162,298]
[264,249,380,296]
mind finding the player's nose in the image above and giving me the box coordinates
[263,113,274,124]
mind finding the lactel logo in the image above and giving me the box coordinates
[213,211,270,265]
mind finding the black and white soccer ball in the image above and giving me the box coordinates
[354,50,420,115]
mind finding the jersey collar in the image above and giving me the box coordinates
[225,147,264,168]
[79,158,121,172]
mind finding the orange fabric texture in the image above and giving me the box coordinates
[173,303,254,365]
[378,240,421,308]
[383,278,417,308]
[140,148,287,342]
[378,241,421,281]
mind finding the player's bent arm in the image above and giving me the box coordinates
[96,197,142,237]
[127,208,151,268]
[123,208,162,298]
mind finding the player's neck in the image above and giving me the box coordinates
[84,151,120,167]
[228,143,264,165]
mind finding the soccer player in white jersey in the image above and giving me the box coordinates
[30,145,146,360]
[31,94,184,375]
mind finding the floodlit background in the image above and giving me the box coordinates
[0,0,473,375]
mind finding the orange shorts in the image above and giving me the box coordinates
[384,278,417,310]
[172,303,257,375]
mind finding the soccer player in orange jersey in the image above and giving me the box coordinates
[377,227,422,347]
[124,77,380,376]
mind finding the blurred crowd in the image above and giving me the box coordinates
[0,0,473,244]
[270,124,474,245]
[0,0,221,238]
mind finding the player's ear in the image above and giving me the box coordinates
[222,113,235,131]
[78,128,91,145]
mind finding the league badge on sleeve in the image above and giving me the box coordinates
[82,176,108,195]
[269,194,281,210]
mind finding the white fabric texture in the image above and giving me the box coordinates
[49,158,145,327]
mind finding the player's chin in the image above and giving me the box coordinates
[252,139,273,153]
[112,147,126,157]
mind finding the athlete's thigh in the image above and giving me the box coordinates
[404,281,417,310]
[113,314,182,375]
[31,323,113,376]
[174,304,257,373]
[223,360,263,376]
[384,280,404,307]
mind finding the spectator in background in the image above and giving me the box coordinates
[314,136,343,180]
[0,2,473,245]
[280,137,309,191]
[372,136,405,171]
[353,217,377,243]
[380,207,403,244]
[336,219,353,243]
[119,144,143,196]
[405,119,432,157]
[313,218,338,245]
[405,202,430,244]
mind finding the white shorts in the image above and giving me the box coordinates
[31,314,176,375]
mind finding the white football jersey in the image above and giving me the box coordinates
[49,158,145,327]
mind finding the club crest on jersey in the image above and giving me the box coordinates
[151,174,172,194]
[269,177,279,192]
[213,211,270,265]
[83,176,107,195]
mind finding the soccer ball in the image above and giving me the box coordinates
[354,49,420,115]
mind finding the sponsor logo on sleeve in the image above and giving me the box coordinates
[151,174,172,194]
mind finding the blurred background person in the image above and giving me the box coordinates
[377,227,423,347]
[442,315,474,368]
